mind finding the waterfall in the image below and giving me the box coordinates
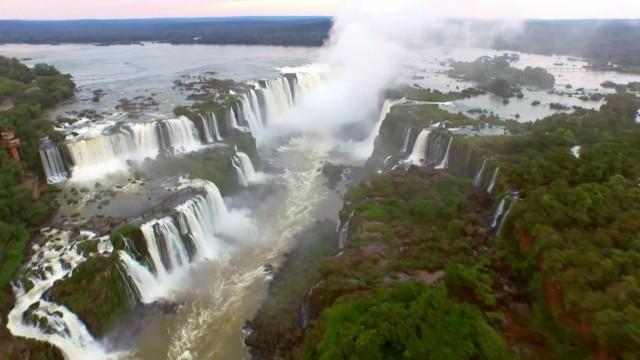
[232,151,265,187]
[406,129,430,166]
[400,128,412,154]
[353,98,402,159]
[239,93,264,138]
[7,229,123,360]
[473,159,487,187]
[60,116,202,182]
[487,167,500,194]
[255,78,296,125]
[571,145,581,158]
[228,108,239,130]
[232,152,256,187]
[157,117,202,153]
[237,71,323,138]
[199,113,223,143]
[490,198,506,229]
[120,180,231,303]
[39,139,69,184]
[434,137,454,170]
[338,211,355,250]
[425,133,447,166]
[496,201,514,236]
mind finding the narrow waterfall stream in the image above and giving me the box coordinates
[434,137,453,170]
[232,151,264,187]
[406,129,430,166]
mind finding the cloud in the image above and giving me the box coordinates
[272,0,523,161]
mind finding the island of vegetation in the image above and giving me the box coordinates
[448,56,555,98]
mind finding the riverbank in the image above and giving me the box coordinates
[245,92,640,359]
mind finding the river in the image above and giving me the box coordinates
[1,42,639,359]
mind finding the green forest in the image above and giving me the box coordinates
[247,90,640,359]
[0,56,75,308]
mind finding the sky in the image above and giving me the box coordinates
[1,0,639,20]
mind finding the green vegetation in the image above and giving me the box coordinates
[249,92,640,359]
[0,57,73,360]
[386,85,485,102]
[138,137,255,194]
[0,57,74,308]
[310,282,509,360]
[49,255,132,338]
[449,56,555,97]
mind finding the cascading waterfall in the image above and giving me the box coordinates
[41,70,324,183]
[57,117,202,182]
[496,200,515,236]
[248,71,324,128]
[39,139,69,184]
[473,159,487,187]
[254,79,294,126]
[228,108,239,130]
[353,98,403,159]
[487,167,500,194]
[240,90,265,137]
[406,128,430,166]
[490,198,506,229]
[232,151,260,187]
[425,132,449,166]
[199,112,223,143]
[7,229,122,360]
[400,128,412,154]
[157,117,202,153]
[120,180,232,303]
[571,145,581,159]
[434,137,454,170]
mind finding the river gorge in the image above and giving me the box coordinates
[1,40,640,359]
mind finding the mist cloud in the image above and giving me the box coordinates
[275,0,523,157]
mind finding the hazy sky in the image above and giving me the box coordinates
[2,0,639,20]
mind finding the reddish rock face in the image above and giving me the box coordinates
[1,129,21,161]
[518,230,534,253]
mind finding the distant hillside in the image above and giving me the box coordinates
[1,18,640,68]
[495,19,640,70]
[0,17,333,47]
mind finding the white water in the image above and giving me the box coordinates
[7,229,124,360]
[434,137,453,170]
[231,151,266,187]
[473,159,487,187]
[496,201,514,236]
[338,211,355,250]
[199,113,223,143]
[40,70,324,182]
[406,128,430,166]
[487,167,500,194]
[400,128,412,154]
[121,179,252,304]
[250,72,324,129]
[39,141,69,184]
[240,91,265,140]
[65,117,202,182]
[228,108,239,130]
[571,145,581,159]
[352,98,402,160]
[490,198,506,229]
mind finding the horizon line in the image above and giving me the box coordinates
[1,16,640,22]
